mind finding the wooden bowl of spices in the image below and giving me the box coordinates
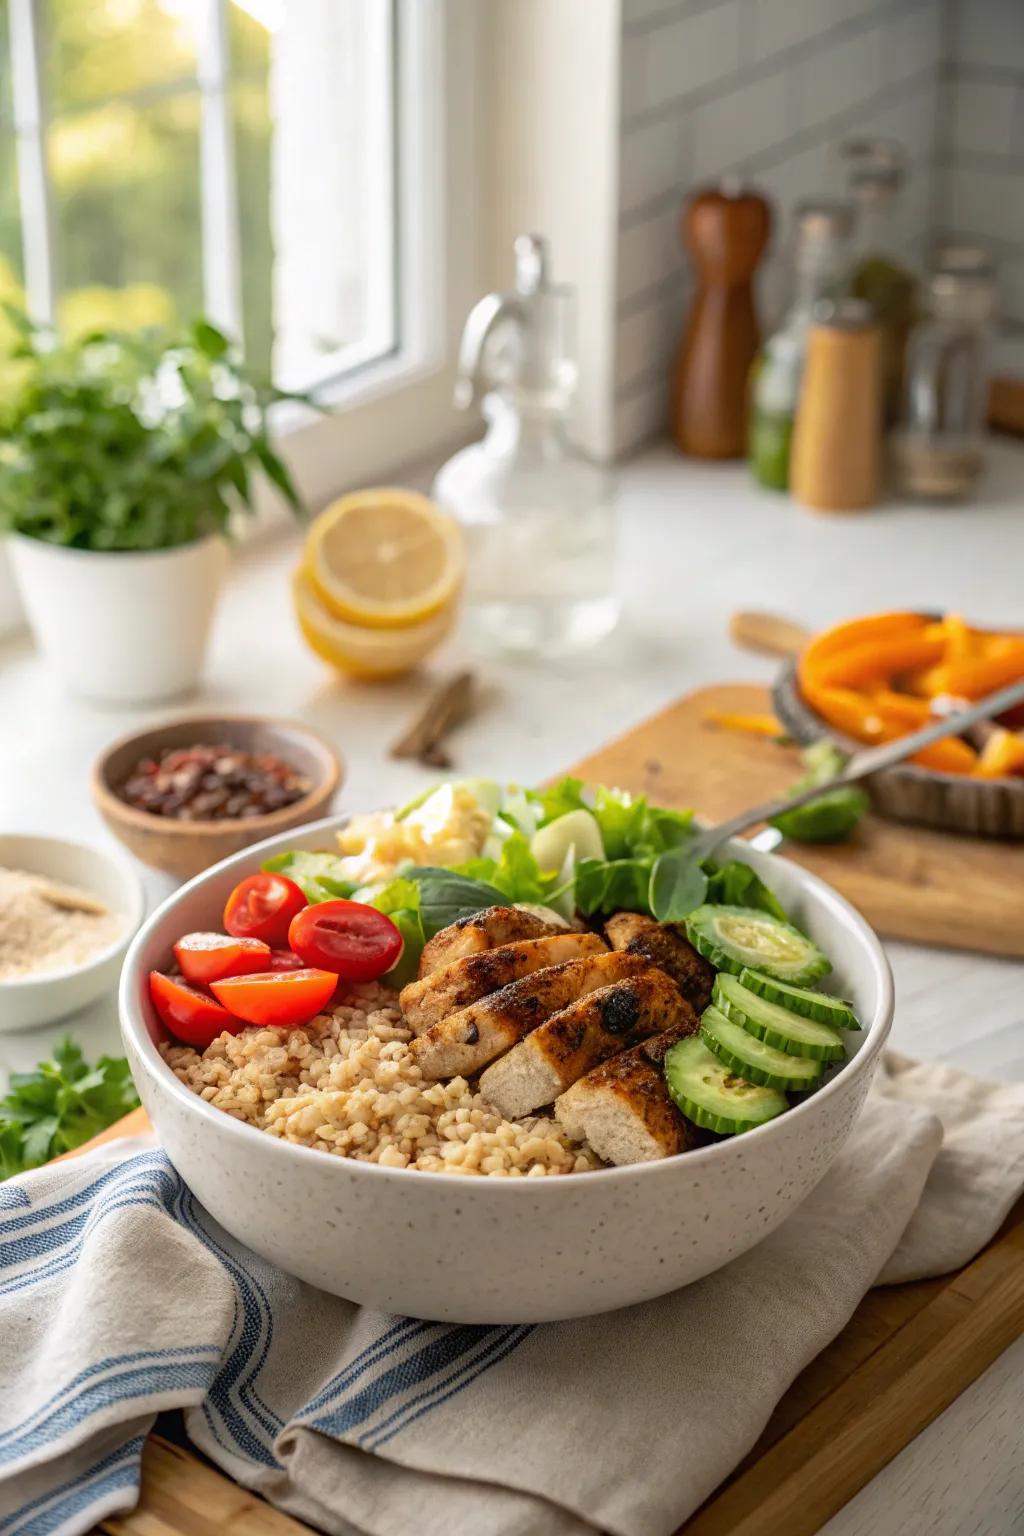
[92,715,343,879]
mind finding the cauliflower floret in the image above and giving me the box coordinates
[336,784,493,884]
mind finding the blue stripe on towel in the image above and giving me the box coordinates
[4,1435,144,1536]
[301,1318,434,1417]
[168,1182,282,1464]
[0,1153,170,1237]
[369,1326,533,1450]
[0,1347,221,1453]
[309,1325,501,1438]
[0,1360,216,1467]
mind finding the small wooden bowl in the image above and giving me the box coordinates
[772,662,1024,839]
[92,715,343,879]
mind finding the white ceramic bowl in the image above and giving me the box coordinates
[120,816,893,1324]
[1,834,145,1032]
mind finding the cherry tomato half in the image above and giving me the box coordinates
[223,873,307,947]
[288,899,404,982]
[211,968,338,1027]
[173,931,271,986]
[149,970,242,1049]
[268,948,305,972]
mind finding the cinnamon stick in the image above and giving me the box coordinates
[389,671,476,768]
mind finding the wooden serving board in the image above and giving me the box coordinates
[65,682,1023,1533]
[572,682,1024,959]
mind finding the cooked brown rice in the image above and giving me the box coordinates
[161,980,601,1176]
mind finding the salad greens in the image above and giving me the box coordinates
[0,1037,139,1179]
[262,849,357,905]
[263,776,797,982]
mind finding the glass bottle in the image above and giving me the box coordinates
[749,199,853,490]
[841,139,917,422]
[432,235,618,657]
[891,252,996,500]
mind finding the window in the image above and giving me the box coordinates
[3,0,403,391]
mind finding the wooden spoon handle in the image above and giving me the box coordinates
[730,610,811,658]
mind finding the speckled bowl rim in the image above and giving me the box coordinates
[120,812,895,1191]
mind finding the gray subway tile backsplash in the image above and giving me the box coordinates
[615,0,1024,453]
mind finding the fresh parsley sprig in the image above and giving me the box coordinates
[0,1037,139,1179]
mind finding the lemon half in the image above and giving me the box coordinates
[305,488,464,630]
[292,567,456,679]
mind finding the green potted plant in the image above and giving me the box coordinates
[0,315,303,703]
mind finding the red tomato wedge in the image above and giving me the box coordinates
[172,932,271,985]
[211,968,338,1027]
[149,971,242,1049]
[288,900,403,981]
[223,872,307,947]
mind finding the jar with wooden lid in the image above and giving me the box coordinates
[790,298,882,512]
[891,252,996,500]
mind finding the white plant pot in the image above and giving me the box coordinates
[9,533,229,705]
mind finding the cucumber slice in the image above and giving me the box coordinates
[738,968,861,1030]
[664,1037,788,1135]
[701,1005,826,1092]
[713,974,847,1062]
[685,905,831,985]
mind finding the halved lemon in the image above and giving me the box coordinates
[292,567,456,679]
[304,488,464,630]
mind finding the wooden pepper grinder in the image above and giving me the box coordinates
[670,180,772,458]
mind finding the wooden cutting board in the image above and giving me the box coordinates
[64,681,1023,1533]
[572,682,1024,959]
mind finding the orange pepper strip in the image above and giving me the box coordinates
[798,613,926,700]
[816,634,948,691]
[868,689,933,727]
[704,711,784,737]
[974,730,1024,778]
[912,737,977,775]
[926,641,1024,700]
[801,686,901,744]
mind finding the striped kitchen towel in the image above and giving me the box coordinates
[2,1051,1023,1536]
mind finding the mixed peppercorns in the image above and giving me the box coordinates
[119,743,311,822]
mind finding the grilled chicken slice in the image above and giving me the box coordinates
[604,911,715,1012]
[479,967,696,1120]
[410,950,648,1081]
[418,905,559,979]
[400,932,606,1034]
[554,1021,704,1166]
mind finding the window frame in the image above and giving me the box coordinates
[0,0,483,634]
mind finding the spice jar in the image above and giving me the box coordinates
[790,298,882,513]
[749,199,853,490]
[891,250,996,500]
[841,139,917,423]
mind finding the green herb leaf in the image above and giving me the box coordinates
[403,868,506,938]
[702,860,790,923]
[529,778,587,827]
[0,1038,140,1179]
[769,741,869,844]
[649,848,709,922]
[573,857,652,916]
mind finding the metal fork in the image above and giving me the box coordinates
[685,677,1024,864]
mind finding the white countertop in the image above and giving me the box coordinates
[3,439,1024,1531]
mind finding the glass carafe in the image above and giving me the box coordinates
[432,236,618,657]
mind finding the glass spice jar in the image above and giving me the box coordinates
[891,253,996,501]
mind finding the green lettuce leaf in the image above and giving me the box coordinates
[262,850,357,904]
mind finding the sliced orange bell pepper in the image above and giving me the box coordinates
[974,729,1024,778]
[925,641,1024,701]
[815,634,948,691]
[801,686,901,744]
[911,736,977,775]
[704,711,784,737]
[868,689,933,727]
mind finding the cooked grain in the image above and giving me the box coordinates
[162,980,601,1176]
